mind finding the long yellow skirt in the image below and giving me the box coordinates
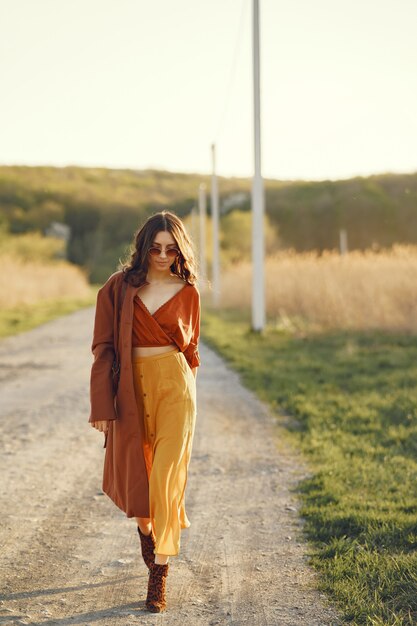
[132,346,197,556]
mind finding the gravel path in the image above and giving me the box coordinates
[0,307,342,625]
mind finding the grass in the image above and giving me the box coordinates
[217,245,417,333]
[0,289,98,339]
[200,305,417,626]
[0,232,98,336]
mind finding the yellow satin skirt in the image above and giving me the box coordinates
[132,346,197,556]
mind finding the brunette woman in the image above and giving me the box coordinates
[88,210,201,612]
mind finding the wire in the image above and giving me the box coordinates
[212,0,250,144]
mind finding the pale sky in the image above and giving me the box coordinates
[1,0,416,181]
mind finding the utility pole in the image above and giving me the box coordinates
[198,183,208,286]
[251,0,265,331]
[211,143,220,306]
[339,229,348,255]
[190,205,198,250]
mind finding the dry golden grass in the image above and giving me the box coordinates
[0,254,92,308]
[0,232,92,308]
[216,244,417,332]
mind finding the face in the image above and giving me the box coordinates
[147,230,180,272]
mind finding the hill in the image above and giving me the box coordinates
[1,165,416,282]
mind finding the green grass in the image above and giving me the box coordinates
[201,306,417,626]
[0,287,98,339]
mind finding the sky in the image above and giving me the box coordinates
[1,0,416,182]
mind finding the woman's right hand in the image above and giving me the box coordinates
[91,420,109,434]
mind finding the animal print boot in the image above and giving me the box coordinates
[145,562,169,612]
[137,526,155,570]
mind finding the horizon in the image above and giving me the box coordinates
[1,162,416,185]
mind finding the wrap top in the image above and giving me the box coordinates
[132,280,201,369]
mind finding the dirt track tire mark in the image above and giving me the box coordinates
[0,307,342,625]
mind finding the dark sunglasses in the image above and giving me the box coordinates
[148,246,180,258]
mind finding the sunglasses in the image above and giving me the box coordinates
[148,246,180,258]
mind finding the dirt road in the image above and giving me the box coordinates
[0,306,342,625]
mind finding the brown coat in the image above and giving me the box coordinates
[88,269,200,518]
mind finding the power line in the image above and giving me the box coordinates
[212,0,250,144]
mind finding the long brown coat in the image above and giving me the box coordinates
[88,269,200,518]
[88,270,150,516]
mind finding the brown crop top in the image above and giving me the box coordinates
[132,280,201,369]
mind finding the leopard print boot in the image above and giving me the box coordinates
[137,526,155,570]
[145,562,169,612]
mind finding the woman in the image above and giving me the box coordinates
[88,210,201,613]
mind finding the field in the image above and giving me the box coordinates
[200,247,417,625]
[212,245,417,333]
[0,232,96,337]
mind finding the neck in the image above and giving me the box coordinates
[146,267,173,283]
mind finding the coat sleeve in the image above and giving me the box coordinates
[183,288,201,369]
[88,277,118,422]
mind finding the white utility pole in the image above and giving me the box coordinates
[211,143,220,306]
[251,0,265,331]
[190,205,198,249]
[339,229,348,255]
[198,183,208,286]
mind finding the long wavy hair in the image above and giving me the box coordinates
[119,210,199,287]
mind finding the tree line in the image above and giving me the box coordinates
[0,165,416,283]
